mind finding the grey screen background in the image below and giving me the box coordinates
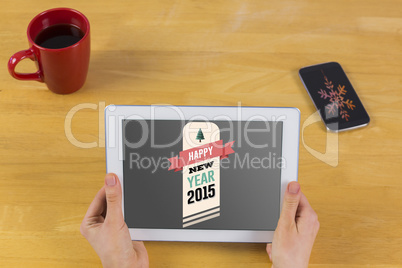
[122,120,283,230]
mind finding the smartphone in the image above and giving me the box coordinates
[299,62,370,132]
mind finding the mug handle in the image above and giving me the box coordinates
[8,48,43,82]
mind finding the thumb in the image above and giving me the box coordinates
[279,181,301,227]
[104,173,124,225]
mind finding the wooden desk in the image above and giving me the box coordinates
[1,0,401,267]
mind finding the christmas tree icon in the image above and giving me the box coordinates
[196,128,205,142]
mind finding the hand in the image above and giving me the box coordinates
[266,182,320,268]
[81,173,149,268]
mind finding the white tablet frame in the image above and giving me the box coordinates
[105,105,300,243]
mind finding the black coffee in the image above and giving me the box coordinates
[35,24,84,49]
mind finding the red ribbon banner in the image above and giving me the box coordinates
[168,140,235,172]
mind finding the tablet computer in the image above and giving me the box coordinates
[105,105,300,243]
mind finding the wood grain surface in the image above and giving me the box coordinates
[1,0,402,267]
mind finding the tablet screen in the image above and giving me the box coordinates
[122,119,283,231]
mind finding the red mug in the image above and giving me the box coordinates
[8,8,90,94]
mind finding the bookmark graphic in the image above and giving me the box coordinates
[167,122,235,228]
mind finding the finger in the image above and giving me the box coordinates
[132,241,150,267]
[278,181,301,228]
[296,192,319,229]
[266,243,273,261]
[81,187,106,238]
[104,173,124,225]
[296,192,316,221]
[297,192,312,213]
[83,186,106,220]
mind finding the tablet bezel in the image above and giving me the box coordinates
[105,105,300,243]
